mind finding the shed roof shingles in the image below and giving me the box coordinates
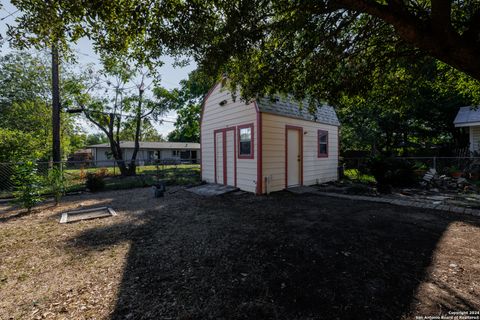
[454,106,480,126]
[256,96,340,126]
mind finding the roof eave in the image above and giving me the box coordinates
[454,122,480,127]
[259,110,340,126]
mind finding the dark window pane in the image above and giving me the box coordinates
[240,141,251,155]
[319,133,327,143]
[319,144,327,155]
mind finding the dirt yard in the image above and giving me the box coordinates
[1,187,479,320]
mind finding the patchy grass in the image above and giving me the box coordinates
[1,188,479,319]
[63,163,200,177]
[63,164,200,192]
[344,168,376,183]
[1,164,201,199]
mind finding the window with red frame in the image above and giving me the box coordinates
[238,124,254,158]
[318,130,328,157]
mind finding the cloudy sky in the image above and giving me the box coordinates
[0,1,197,138]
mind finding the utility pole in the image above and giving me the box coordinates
[51,43,61,164]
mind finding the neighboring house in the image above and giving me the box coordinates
[69,148,93,162]
[201,81,340,194]
[89,141,201,165]
[454,106,480,153]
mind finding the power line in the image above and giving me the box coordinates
[0,8,19,21]
[66,108,177,123]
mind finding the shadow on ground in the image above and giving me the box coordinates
[67,190,480,319]
[0,202,57,223]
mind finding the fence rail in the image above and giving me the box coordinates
[342,156,480,170]
[0,159,201,199]
[341,156,480,182]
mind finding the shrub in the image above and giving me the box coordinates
[368,156,416,193]
[47,166,65,205]
[85,172,105,192]
[79,166,87,180]
[448,165,461,173]
[413,161,428,171]
[96,168,109,177]
[11,161,43,212]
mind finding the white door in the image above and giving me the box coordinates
[225,130,235,186]
[287,128,302,187]
[215,131,224,184]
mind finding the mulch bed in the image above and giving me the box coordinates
[1,187,479,319]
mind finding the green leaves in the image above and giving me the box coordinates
[47,166,65,205]
[11,161,43,212]
[168,103,201,142]
[337,57,474,154]
[168,69,214,143]
[0,129,42,162]
[0,52,83,161]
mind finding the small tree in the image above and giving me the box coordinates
[11,161,43,212]
[47,166,65,205]
[74,65,178,176]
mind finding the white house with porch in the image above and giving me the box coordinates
[454,106,480,153]
[89,141,200,165]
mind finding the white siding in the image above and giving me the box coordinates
[470,126,480,153]
[261,113,339,193]
[93,147,199,164]
[201,83,258,193]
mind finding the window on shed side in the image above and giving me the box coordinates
[318,130,328,157]
[238,124,254,158]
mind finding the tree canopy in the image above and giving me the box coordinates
[0,52,81,162]
[73,64,177,175]
[22,0,476,103]
[7,1,480,101]
[168,70,215,143]
[338,56,470,156]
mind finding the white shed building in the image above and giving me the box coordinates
[454,106,480,153]
[201,82,340,194]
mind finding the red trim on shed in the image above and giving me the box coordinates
[317,129,329,158]
[213,127,237,187]
[225,127,236,186]
[255,102,263,194]
[222,130,227,184]
[237,123,255,159]
[285,125,304,188]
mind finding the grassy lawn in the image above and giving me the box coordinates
[1,188,479,319]
[344,168,376,183]
[63,164,200,191]
[0,164,200,199]
[63,163,200,176]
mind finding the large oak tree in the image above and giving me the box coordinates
[31,0,475,103]
[7,1,480,100]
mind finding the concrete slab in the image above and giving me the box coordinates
[186,184,239,197]
[60,206,117,224]
[286,186,318,195]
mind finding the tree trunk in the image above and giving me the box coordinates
[128,82,145,175]
[335,0,480,81]
[51,44,61,165]
[107,136,136,176]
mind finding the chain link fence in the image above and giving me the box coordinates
[0,159,201,199]
[341,156,480,182]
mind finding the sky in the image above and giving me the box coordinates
[0,0,197,138]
